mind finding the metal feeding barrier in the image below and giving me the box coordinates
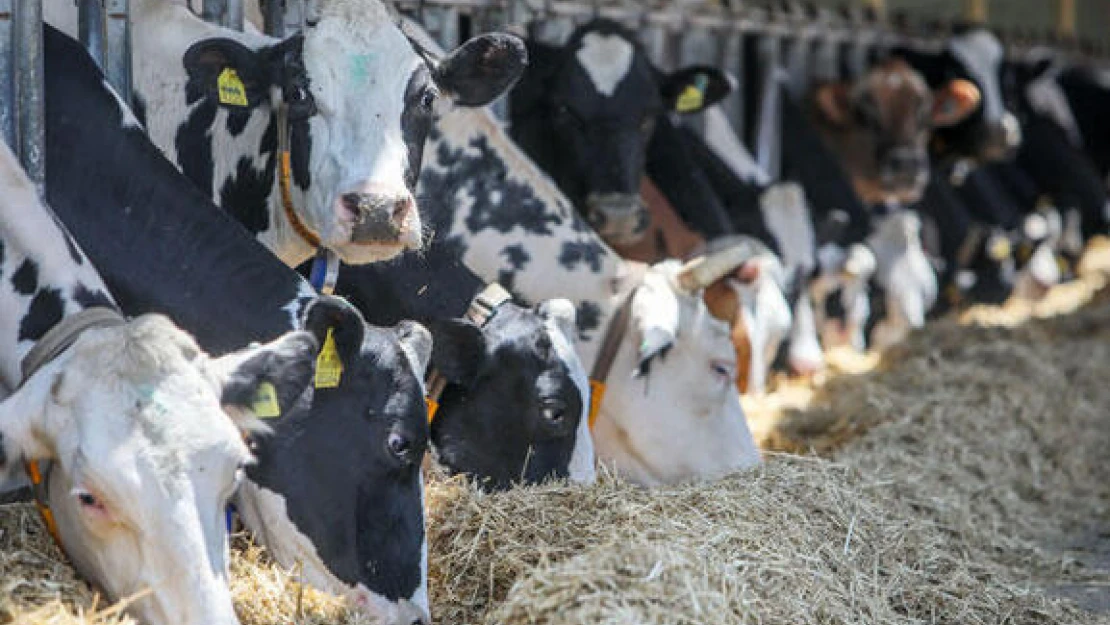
[0,0,1104,197]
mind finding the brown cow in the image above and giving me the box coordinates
[810,57,981,205]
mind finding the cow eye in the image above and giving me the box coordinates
[72,488,106,514]
[541,400,566,424]
[710,360,736,382]
[419,88,437,110]
[387,431,412,461]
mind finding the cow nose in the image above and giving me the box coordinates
[584,193,649,245]
[883,149,926,178]
[341,192,414,242]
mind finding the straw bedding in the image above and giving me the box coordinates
[4,275,1110,624]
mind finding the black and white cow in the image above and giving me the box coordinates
[1055,62,1110,184]
[0,139,318,625]
[42,26,433,624]
[47,0,527,268]
[332,255,596,490]
[893,25,1022,165]
[414,47,761,484]
[508,18,732,246]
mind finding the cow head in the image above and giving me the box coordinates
[510,19,731,246]
[0,315,316,625]
[233,297,433,624]
[591,246,762,485]
[428,298,594,490]
[897,26,1022,164]
[698,237,793,395]
[812,58,980,204]
[180,0,526,264]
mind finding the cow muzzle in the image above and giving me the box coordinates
[879,148,929,200]
[979,113,1022,161]
[584,193,649,246]
[339,190,421,250]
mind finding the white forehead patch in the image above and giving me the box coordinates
[948,30,1004,121]
[575,33,635,97]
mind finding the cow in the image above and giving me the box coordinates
[508,18,733,246]
[331,256,596,490]
[893,25,1022,165]
[0,139,318,625]
[1056,63,1110,182]
[412,44,761,484]
[46,0,528,268]
[808,57,981,205]
[41,26,434,624]
[642,111,803,391]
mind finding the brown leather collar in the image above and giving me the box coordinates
[585,263,648,430]
[425,283,513,423]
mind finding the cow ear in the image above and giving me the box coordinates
[300,296,367,368]
[435,34,529,107]
[217,331,318,424]
[813,82,852,127]
[932,78,981,127]
[395,320,434,379]
[660,66,734,114]
[182,37,272,110]
[428,319,486,387]
[0,367,57,466]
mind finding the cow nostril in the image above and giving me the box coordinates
[340,193,362,217]
[392,197,412,223]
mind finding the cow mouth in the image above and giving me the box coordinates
[584,194,649,246]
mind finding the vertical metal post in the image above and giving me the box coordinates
[1057,0,1076,37]
[964,0,987,22]
[718,27,743,134]
[78,0,106,69]
[263,0,284,37]
[13,0,43,193]
[104,0,130,102]
[227,0,242,31]
[203,0,241,30]
[0,0,15,151]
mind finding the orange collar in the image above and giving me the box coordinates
[277,106,321,250]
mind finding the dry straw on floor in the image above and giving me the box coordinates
[4,275,1110,624]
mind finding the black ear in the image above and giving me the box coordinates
[435,34,529,107]
[301,295,367,369]
[182,37,272,109]
[220,331,318,416]
[660,66,734,115]
[429,319,487,387]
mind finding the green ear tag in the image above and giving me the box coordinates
[314,328,344,389]
[252,382,281,419]
[217,68,250,107]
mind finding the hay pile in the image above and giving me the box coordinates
[4,280,1110,624]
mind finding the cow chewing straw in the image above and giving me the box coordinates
[4,265,1110,624]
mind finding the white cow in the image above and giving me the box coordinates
[0,141,317,625]
[407,18,761,486]
[47,0,527,267]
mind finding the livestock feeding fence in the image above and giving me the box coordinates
[1,0,1108,196]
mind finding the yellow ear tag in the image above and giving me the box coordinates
[988,237,1012,262]
[425,397,439,424]
[252,381,282,419]
[314,328,344,389]
[587,379,607,430]
[217,68,250,107]
[675,85,704,113]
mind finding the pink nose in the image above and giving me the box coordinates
[789,356,823,376]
